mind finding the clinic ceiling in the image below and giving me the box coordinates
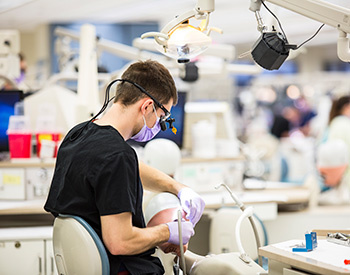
[1,0,350,51]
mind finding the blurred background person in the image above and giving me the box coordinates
[15,53,27,86]
[270,106,301,139]
[324,95,350,145]
[315,95,350,205]
[269,104,317,185]
[316,139,350,205]
[1,53,27,91]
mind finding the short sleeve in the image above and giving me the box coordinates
[91,151,139,216]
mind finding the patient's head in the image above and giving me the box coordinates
[317,139,349,186]
[144,192,187,254]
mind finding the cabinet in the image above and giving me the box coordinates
[0,161,54,200]
[46,240,56,275]
[174,157,244,193]
[0,226,57,275]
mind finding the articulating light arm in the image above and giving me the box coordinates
[265,0,350,62]
[265,0,350,34]
[249,0,267,33]
[250,0,350,68]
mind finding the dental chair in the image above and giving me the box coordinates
[52,214,110,275]
[210,207,267,262]
[144,192,267,275]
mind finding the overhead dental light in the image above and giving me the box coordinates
[141,0,221,63]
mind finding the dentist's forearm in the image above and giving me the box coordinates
[139,161,186,195]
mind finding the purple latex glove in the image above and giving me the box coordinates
[166,220,194,245]
[178,187,205,226]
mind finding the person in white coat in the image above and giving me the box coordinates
[317,96,350,205]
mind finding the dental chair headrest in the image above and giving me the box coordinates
[144,192,182,226]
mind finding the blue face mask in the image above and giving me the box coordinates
[131,105,161,142]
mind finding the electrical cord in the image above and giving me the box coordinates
[261,0,288,43]
[261,0,325,49]
[295,24,325,49]
[69,79,116,141]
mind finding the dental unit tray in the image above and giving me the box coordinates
[326,232,350,247]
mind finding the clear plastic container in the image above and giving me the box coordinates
[35,115,62,158]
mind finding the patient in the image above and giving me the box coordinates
[145,192,188,256]
[142,139,266,274]
[144,192,266,275]
[317,139,350,205]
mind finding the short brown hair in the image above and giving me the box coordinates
[329,95,350,124]
[114,60,177,107]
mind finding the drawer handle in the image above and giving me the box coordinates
[39,256,42,274]
[14,241,21,248]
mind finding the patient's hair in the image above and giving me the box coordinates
[329,95,350,124]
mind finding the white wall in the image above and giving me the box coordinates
[19,24,51,89]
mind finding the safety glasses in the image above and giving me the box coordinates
[158,107,176,133]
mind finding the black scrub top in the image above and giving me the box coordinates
[44,122,164,275]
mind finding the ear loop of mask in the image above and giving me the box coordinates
[152,104,160,124]
[142,104,160,129]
